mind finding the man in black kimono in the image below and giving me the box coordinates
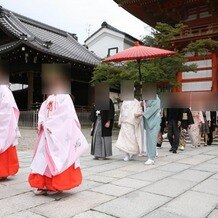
[166,108,183,153]
[90,99,115,160]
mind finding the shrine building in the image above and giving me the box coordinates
[0,6,100,110]
[114,0,218,93]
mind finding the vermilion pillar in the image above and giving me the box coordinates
[172,72,182,92]
[212,53,218,93]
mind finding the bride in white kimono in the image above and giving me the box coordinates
[115,99,143,161]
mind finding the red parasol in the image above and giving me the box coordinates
[104,41,175,83]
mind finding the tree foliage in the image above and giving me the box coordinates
[91,54,195,88]
[144,22,187,49]
[185,39,218,55]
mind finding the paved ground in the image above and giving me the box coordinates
[0,128,218,218]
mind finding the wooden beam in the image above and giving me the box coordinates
[187,54,212,61]
[181,77,212,82]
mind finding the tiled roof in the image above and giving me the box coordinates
[0,6,100,66]
[0,40,22,53]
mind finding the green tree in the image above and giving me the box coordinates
[185,38,218,55]
[143,22,187,49]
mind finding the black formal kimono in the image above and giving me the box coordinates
[90,99,115,158]
[181,108,194,129]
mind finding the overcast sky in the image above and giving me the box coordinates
[0,0,152,43]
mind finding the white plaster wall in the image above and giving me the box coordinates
[123,38,135,50]
[123,42,133,50]
[182,70,212,79]
[86,27,136,59]
[87,33,123,58]
[182,81,212,91]
[182,58,213,91]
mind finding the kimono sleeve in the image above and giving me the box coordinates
[199,111,204,123]
[107,99,115,121]
[178,109,183,122]
[0,92,11,150]
[187,109,194,125]
[118,103,123,126]
[43,95,76,134]
[143,99,160,120]
[38,101,46,127]
[137,101,143,114]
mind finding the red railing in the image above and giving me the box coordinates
[173,22,218,40]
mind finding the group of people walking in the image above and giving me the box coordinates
[90,96,162,165]
[90,97,218,164]
[157,109,217,152]
[1,82,217,195]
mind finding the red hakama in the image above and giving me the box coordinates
[0,145,19,178]
[28,164,82,191]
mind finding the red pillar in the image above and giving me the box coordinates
[173,72,182,92]
[212,53,218,93]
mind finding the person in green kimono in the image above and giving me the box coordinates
[137,95,161,165]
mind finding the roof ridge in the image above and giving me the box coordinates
[3,10,54,49]
[101,21,124,33]
[8,11,36,40]
[85,21,140,43]
[0,5,100,65]
[103,21,141,41]
[1,6,77,40]
[0,40,22,53]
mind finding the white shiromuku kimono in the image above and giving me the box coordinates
[30,94,89,177]
[115,99,142,155]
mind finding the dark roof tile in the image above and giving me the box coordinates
[85,21,141,43]
[0,6,100,66]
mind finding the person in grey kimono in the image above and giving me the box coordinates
[90,99,115,160]
[137,95,161,165]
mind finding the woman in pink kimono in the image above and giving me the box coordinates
[0,85,20,180]
[115,99,142,161]
[188,111,204,148]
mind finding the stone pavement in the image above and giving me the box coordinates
[0,128,218,218]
